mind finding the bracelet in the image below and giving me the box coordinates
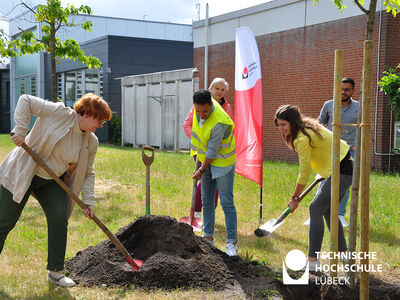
[198,168,205,174]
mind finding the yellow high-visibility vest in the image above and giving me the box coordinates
[190,99,236,167]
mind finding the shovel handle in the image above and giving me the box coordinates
[142,146,154,215]
[278,176,325,223]
[297,176,325,204]
[15,136,140,270]
[189,158,200,221]
[142,146,155,166]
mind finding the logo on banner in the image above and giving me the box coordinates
[283,250,309,285]
[242,67,248,79]
[241,62,258,80]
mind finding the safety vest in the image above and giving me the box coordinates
[190,99,236,167]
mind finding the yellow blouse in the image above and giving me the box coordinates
[294,126,349,185]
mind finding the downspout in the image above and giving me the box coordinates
[204,3,209,89]
[373,1,395,172]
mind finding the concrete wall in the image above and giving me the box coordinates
[121,68,197,151]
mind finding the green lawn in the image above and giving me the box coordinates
[0,134,399,299]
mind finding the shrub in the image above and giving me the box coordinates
[109,113,122,145]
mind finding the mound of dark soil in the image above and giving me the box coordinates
[65,215,400,299]
[66,215,235,290]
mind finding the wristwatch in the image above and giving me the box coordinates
[198,168,205,174]
[292,196,299,201]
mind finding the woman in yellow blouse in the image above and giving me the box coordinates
[274,104,353,271]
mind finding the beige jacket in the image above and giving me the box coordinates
[0,94,98,218]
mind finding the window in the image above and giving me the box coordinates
[85,68,99,94]
[57,74,64,100]
[57,68,103,107]
[31,76,36,96]
[394,121,400,153]
[20,78,25,95]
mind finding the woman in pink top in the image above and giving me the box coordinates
[183,78,233,219]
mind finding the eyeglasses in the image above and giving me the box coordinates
[342,88,352,92]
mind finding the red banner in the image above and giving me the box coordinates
[234,27,263,187]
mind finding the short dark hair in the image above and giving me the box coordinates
[193,89,212,105]
[342,77,355,88]
[73,93,112,122]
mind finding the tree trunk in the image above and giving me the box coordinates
[50,22,57,102]
[347,0,377,292]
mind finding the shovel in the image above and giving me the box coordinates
[254,176,324,237]
[13,134,143,271]
[142,146,155,215]
[179,158,202,232]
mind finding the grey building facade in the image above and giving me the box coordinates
[2,9,193,141]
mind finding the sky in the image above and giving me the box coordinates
[0,0,272,24]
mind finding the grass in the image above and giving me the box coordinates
[0,134,399,299]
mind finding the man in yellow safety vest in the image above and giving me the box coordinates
[190,89,238,256]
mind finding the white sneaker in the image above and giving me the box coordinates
[303,218,310,226]
[226,242,238,256]
[194,212,202,219]
[48,273,76,287]
[308,259,321,272]
[339,215,348,227]
[302,259,321,272]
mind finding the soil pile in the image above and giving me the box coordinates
[65,215,400,299]
[65,215,235,290]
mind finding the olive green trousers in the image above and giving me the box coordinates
[0,175,68,271]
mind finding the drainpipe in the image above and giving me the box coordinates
[373,1,395,172]
[204,3,209,89]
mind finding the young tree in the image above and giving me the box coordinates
[314,0,400,294]
[0,0,101,101]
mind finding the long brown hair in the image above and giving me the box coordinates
[274,104,322,151]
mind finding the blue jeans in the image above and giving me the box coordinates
[338,148,354,216]
[201,165,237,244]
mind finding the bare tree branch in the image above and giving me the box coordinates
[21,1,37,15]
[354,0,369,15]
[56,21,63,32]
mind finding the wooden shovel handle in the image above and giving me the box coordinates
[17,139,139,269]
[142,146,155,166]
[297,176,325,203]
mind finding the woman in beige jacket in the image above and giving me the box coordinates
[0,93,111,287]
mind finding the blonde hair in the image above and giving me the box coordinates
[209,77,229,91]
[73,93,112,122]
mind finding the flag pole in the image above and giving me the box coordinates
[259,187,263,224]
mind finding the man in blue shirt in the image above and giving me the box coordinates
[317,77,358,226]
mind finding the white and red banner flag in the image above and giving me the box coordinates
[234,26,263,187]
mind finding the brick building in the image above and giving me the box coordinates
[193,0,400,172]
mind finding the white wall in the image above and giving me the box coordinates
[121,68,196,151]
[0,16,10,69]
[193,0,383,47]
